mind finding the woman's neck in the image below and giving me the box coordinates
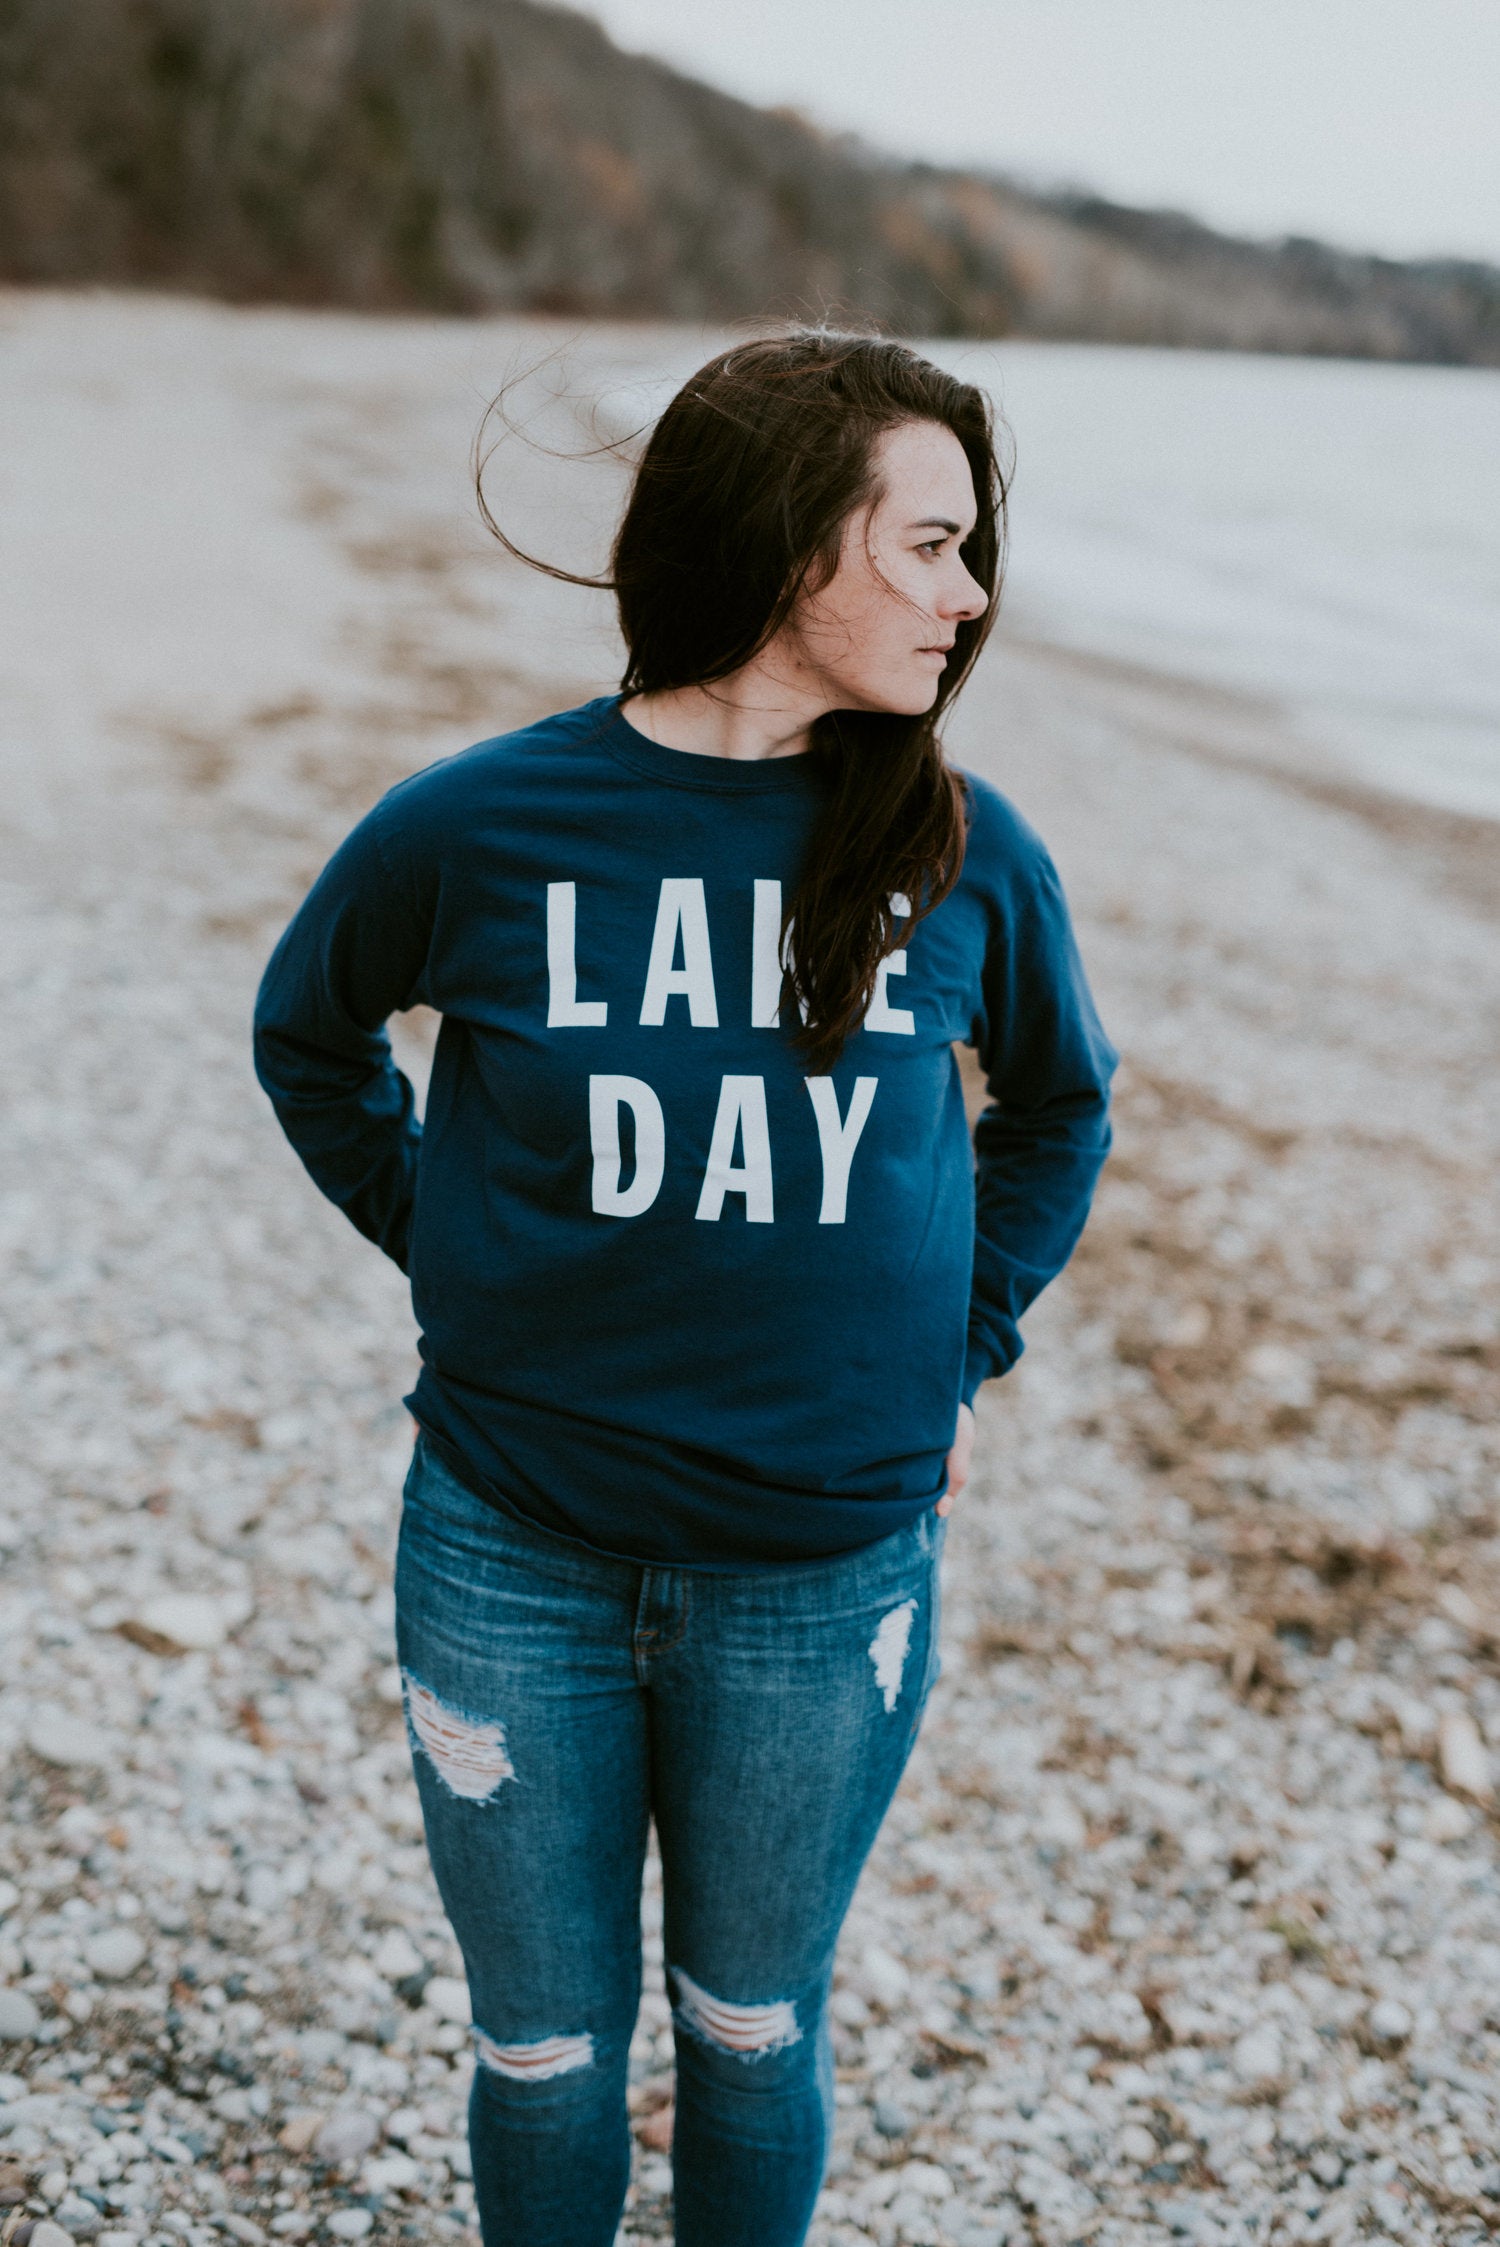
[622,657,824,763]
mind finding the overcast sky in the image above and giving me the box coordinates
[588,0,1500,265]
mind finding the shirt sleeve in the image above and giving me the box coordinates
[962,795,1117,1404]
[252,797,433,1272]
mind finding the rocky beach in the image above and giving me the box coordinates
[1,292,1498,2247]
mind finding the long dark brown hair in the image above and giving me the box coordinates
[478,328,1009,1066]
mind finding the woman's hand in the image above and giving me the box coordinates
[936,1402,975,1517]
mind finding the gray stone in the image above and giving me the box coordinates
[25,1711,113,1769]
[294,2029,346,2071]
[313,2108,379,2167]
[371,1930,423,1983]
[421,1976,471,2025]
[1231,2026,1283,2082]
[361,2150,420,2193]
[0,1986,41,2038]
[1437,1709,1492,1800]
[856,1946,910,2011]
[874,2098,913,2138]
[53,2198,102,2239]
[84,1928,147,1981]
[125,1593,238,1654]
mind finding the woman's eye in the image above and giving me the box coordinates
[917,538,945,556]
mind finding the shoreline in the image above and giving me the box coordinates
[1000,630,1500,925]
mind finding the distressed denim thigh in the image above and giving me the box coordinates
[393,1443,650,2087]
[648,1510,944,2050]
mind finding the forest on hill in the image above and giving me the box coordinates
[2,0,1497,363]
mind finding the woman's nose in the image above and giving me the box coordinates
[941,564,988,622]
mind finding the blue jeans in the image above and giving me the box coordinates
[394,1435,945,2247]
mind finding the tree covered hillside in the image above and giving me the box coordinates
[2,0,1496,361]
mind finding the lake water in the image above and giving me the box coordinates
[942,342,1500,823]
[6,300,1496,828]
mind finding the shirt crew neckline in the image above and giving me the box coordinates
[598,696,822,794]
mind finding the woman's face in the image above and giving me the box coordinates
[790,418,989,716]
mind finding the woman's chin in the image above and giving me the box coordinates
[836,677,943,718]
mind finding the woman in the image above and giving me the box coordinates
[254,330,1115,2247]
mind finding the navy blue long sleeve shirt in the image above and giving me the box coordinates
[253,695,1116,1564]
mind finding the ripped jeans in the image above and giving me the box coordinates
[394,1433,944,2247]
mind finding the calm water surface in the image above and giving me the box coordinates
[946,342,1500,822]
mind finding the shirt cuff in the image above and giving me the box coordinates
[962,1326,1023,1408]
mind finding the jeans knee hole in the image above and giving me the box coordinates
[670,1966,801,2060]
[474,2027,594,2080]
[404,1671,515,1800]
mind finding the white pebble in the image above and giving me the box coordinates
[1180,1824,1224,1867]
[1368,1998,1412,2044]
[25,1709,113,1768]
[127,1592,237,1652]
[897,2160,954,2201]
[0,1987,41,2039]
[312,1851,360,1895]
[243,1866,285,1913]
[372,1929,424,1982]
[1437,1709,1492,1800]
[85,1926,147,1980]
[361,2150,421,2193]
[1118,2124,1160,2164]
[1231,2025,1283,2081]
[325,2218,373,2243]
[422,1975,472,2024]
[1034,1791,1088,1850]
[314,2108,380,2166]
[856,1945,910,2011]
[1424,1795,1473,1843]
[1243,1343,1314,1403]
[1091,1990,1153,2049]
